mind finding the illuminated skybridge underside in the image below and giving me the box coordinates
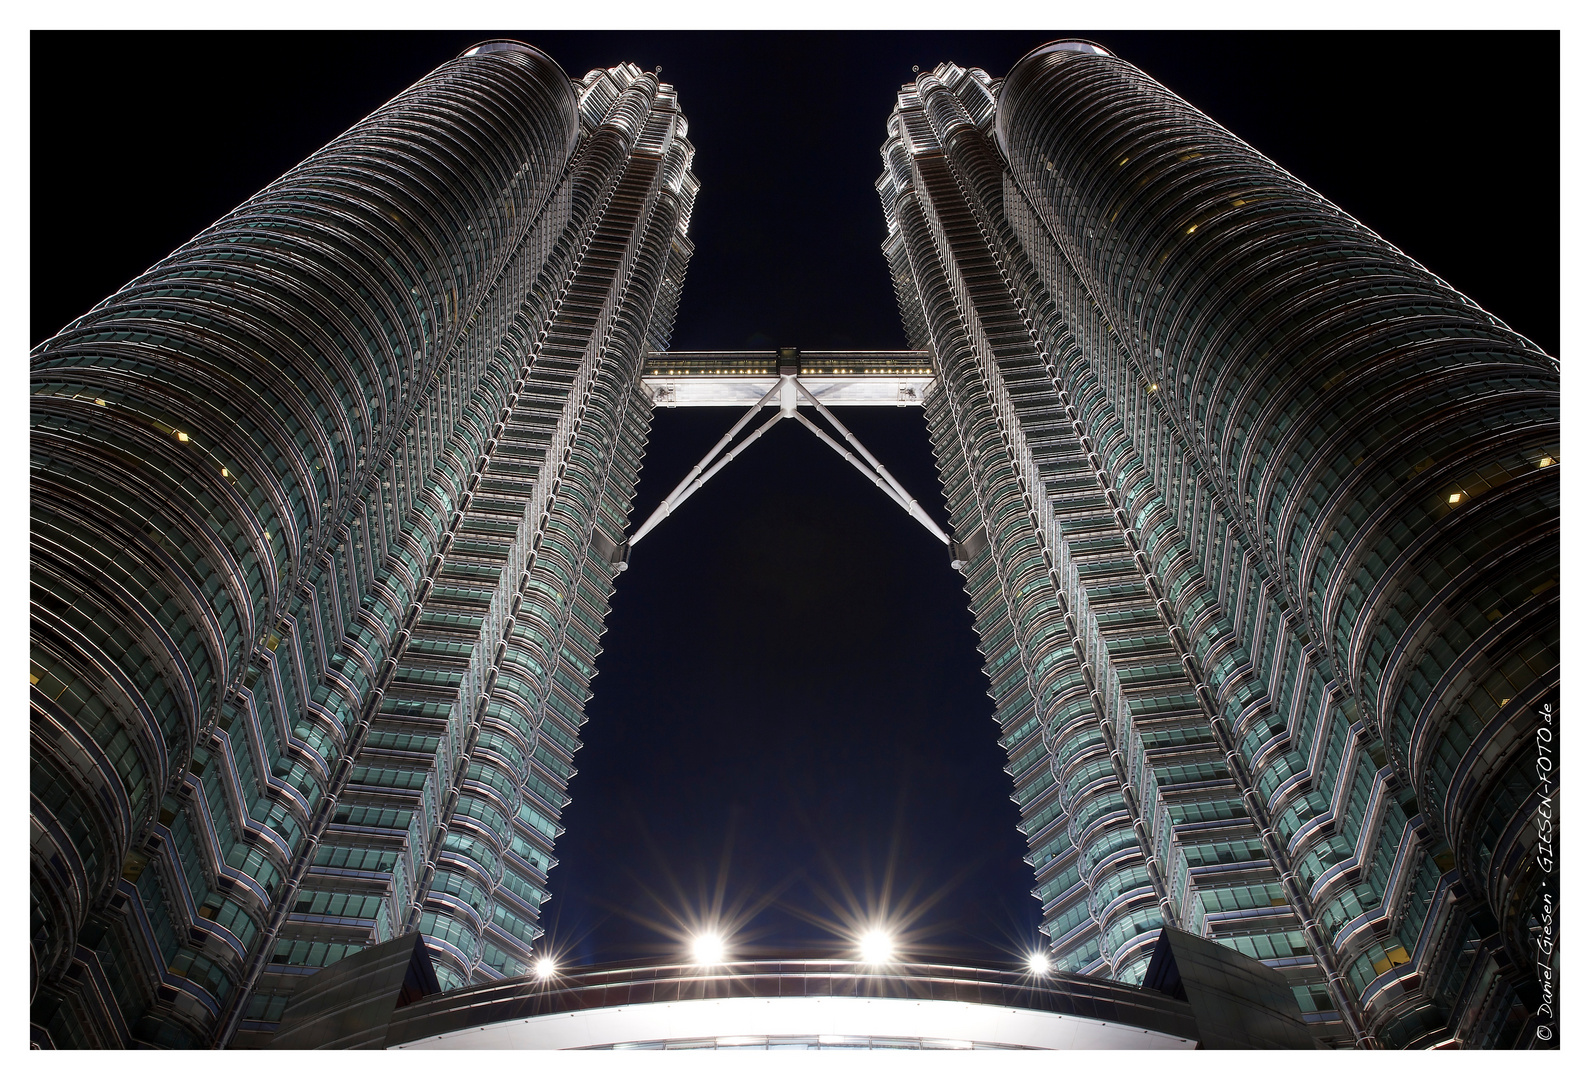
[317,958,1200,1050]
[643,349,934,407]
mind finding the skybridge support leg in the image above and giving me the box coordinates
[628,409,783,548]
[627,382,783,548]
[791,379,949,545]
[789,411,950,547]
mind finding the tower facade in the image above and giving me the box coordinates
[31,35,1557,1054]
[880,42,1557,1048]
[31,41,697,1048]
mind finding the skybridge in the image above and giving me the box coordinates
[642,347,934,407]
[624,348,962,567]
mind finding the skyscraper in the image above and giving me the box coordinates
[878,42,1557,1048]
[30,35,1556,1053]
[31,40,697,1048]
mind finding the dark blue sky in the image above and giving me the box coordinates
[31,31,1559,969]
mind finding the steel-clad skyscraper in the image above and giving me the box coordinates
[31,41,696,1048]
[31,36,1556,1053]
[879,42,1557,1048]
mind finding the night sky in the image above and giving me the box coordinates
[32,32,1559,971]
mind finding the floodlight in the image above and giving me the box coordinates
[859,929,894,964]
[692,932,726,964]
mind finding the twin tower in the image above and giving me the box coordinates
[30,39,1557,1049]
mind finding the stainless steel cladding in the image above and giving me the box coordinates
[31,42,697,1049]
[882,41,1557,1048]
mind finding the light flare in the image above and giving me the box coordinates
[692,932,726,965]
[859,928,894,964]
